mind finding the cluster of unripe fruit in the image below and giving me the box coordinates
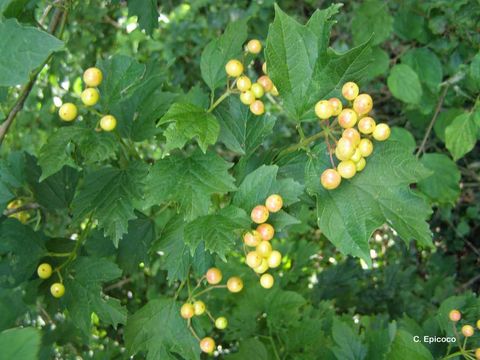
[244,194,284,289]
[180,267,243,354]
[316,81,391,190]
[37,263,65,298]
[449,309,480,359]
[58,67,117,132]
[224,39,278,116]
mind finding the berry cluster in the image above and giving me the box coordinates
[36,263,65,298]
[179,267,243,354]
[244,194,284,289]
[448,309,480,359]
[58,67,117,132]
[316,81,391,190]
[225,39,278,116]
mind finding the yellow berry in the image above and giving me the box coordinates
[246,39,262,54]
[372,123,391,141]
[267,250,282,268]
[100,115,117,132]
[355,157,366,172]
[262,62,267,74]
[225,59,243,77]
[358,138,374,157]
[236,76,251,92]
[270,85,279,96]
[180,303,195,319]
[240,90,255,105]
[342,82,359,101]
[200,337,215,354]
[253,259,269,274]
[251,83,265,98]
[351,148,362,162]
[50,283,65,298]
[475,348,480,360]
[215,317,228,330]
[243,230,262,247]
[335,138,355,161]
[265,194,283,213]
[206,268,222,285]
[462,325,474,337]
[338,109,358,128]
[337,160,357,179]
[58,103,77,122]
[358,117,376,135]
[83,67,103,87]
[260,273,274,289]
[250,100,265,115]
[193,301,206,316]
[251,205,269,224]
[37,263,52,279]
[246,251,263,268]
[315,100,333,120]
[321,169,341,190]
[81,88,100,106]
[256,241,272,258]
[328,98,343,116]
[353,94,373,115]
[227,277,243,293]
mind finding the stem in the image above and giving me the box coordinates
[187,319,201,341]
[416,85,449,158]
[174,280,186,300]
[277,129,327,158]
[192,285,227,298]
[207,91,231,113]
[47,252,72,257]
[3,203,41,216]
[0,7,65,146]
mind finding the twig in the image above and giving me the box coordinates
[457,273,480,292]
[3,203,41,216]
[0,7,64,146]
[416,85,449,158]
[104,277,133,292]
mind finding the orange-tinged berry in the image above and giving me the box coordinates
[337,160,357,179]
[462,325,474,337]
[180,303,195,319]
[243,230,262,247]
[321,169,341,190]
[250,100,265,115]
[200,337,215,353]
[342,128,361,146]
[246,39,262,54]
[353,93,373,115]
[83,67,103,87]
[225,59,243,77]
[449,309,462,322]
[265,194,283,213]
[315,100,334,120]
[329,97,343,116]
[258,75,273,92]
[227,277,243,293]
[358,116,376,135]
[256,223,274,241]
[206,267,222,285]
[338,108,358,128]
[251,205,269,224]
[342,82,359,101]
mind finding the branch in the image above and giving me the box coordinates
[3,203,41,217]
[0,7,65,146]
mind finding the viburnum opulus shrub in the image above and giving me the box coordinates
[0,1,479,359]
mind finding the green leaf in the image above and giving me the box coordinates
[64,257,126,336]
[184,206,250,259]
[0,152,25,210]
[227,338,268,360]
[200,19,248,91]
[159,102,220,153]
[393,9,426,42]
[266,5,372,122]
[0,19,63,86]
[0,327,41,360]
[305,141,433,264]
[470,51,480,84]
[72,162,148,246]
[128,0,158,35]
[144,150,236,221]
[445,113,477,160]
[351,0,393,46]
[0,219,46,287]
[434,108,465,142]
[25,154,79,210]
[418,153,461,205]
[402,48,443,92]
[214,96,276,156]
[387,330,433,360]
[98,55,146,108]
[387,64,423,104]
[125,298,200,360]
[389,127,416,153]
[365,47,390,79]
[233,165,304,211]
[331,319,367,360]
[38,126,117,180]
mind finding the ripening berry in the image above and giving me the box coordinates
[353,94,373,115]
[81,88,100,106]
[328,98,343,116]
[243,230,262,247]
[267,250,282,268]
[206,267,222,285]
[321,169,341,190]
[225,59,243,77]
[265,194,283,213]
[240,90,255,105]
[251,205,269,224]
[83,67,103,87]
[236,76,252,92]
[358,138,373,157]
[50,283,65,298]
[462,325,474,337]
[342,82,359,101]
[260,274,274,289]
[256,223,274,241]
[200,337,216,354]
[358,117,376,134]
[37,263,53,279]
[315,100,334,120]
[372,123,391,141]
[449,310,462,322]
[193,300,206,316]
[256,241,272,258]
[262,62,267,74]
[246,251,263,268]
[251,83,265,98]
[475,348,480,360]
[250,100,265,115]
[337,160,357,179]
[351,148,362,162]
[342,128,361,146]
[258,75,273,92]
[477,319,480,329]
[254,259,269,274]
[338,109,358,129]
[100,115,117,132]
[246,39,262,54]
[335,138,355,161]
[227,277,243,293]
[270,85,279,96]
[58,103,77,121]
[215,317,228,330]
[355,157,366,172]
[180,303,195,319]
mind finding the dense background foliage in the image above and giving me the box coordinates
[0,0,479,359]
